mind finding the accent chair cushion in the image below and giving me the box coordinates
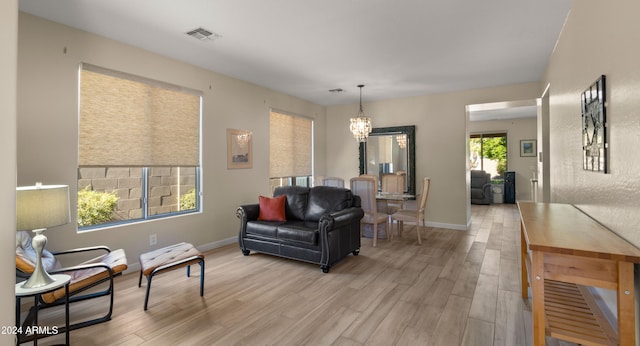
[258,195,287,222]
[470,170,490,188]
[42,248,128,304]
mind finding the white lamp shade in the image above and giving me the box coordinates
[16,184,71,231]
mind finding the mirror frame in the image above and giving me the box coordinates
[359,125,416,197]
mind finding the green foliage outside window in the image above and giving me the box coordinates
[77,187,119,227]
[470,136,507,177]
[482,137,507,177]
[180,189,196,211]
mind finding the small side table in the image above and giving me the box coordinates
[16,274,71,345]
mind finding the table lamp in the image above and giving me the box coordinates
[16,182,70,288]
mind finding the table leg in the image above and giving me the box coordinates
[531,250,545,346]
[65,283,70,345]
[34,295,39,346]
[617,261,635,346]
[15,296,21,344]
[520,224,529,299]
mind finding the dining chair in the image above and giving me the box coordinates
[360,173,388,215]
[322,177,345,188]
[350,175,390,247]
[381,173,404,194]
[381,173,406,214]
[391,177,431,244]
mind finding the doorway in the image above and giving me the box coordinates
[465,99,540,225]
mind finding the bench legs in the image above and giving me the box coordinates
[138,258,205,311]
[186,262,205,297]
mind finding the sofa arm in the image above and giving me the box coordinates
[482,183,493,199]
[320,207,365,230]
[237,204,260,252]
[318,207,364,272]
[236,204,260,223]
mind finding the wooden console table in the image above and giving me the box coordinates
[518,202,640,346]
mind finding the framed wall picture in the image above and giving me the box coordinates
[582,75,607,173]
[227,128,252,169]
[520,139,537,157]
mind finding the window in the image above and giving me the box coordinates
[269,110,313,192]
[470,133,507,179]
[78,64,201,230]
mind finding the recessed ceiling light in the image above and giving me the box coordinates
[186,27,222,41]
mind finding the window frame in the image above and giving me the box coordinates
[77,64,202,231]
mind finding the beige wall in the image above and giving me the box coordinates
[469,117,538,201]
[17,13,327,271]
[544,0,640,246]
[543,0,640,320]
[326,83,540,229]
[1,0,18,342]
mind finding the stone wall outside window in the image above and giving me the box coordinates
[78,167,196,222]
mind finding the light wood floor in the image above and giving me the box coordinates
[30,204,577,346]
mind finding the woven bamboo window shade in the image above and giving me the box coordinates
[79,64,201,167]
[269,110,313,178]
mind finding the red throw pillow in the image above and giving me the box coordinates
[258,195,287,221]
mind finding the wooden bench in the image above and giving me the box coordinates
[138,242,205,310]
[518,202,640,346]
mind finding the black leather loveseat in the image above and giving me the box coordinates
[236,186,364,273]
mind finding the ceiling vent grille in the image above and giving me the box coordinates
[186,27,221,41]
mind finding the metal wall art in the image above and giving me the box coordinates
[581,75,607,173]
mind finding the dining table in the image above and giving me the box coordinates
[375,192,415,216]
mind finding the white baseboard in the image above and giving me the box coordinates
[425,221,469,231]
[197,236,238,252]
[393,220,469,231]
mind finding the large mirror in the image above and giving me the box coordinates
[359,125,416,197]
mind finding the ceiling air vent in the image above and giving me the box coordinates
[186,27,221,41]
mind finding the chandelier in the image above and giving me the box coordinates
[349,85,372,142]
[396,134,407,148]
[236,131,251,149]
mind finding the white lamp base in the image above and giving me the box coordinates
[21,228,56,288]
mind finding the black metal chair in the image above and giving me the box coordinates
[16,231,128,341]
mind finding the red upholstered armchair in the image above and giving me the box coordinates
[15,231,128,334]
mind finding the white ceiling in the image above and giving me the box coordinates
[18,0,572,106]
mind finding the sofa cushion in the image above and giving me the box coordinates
[305,186,353,221]
[246,221,283,238]
[274,186,309,221]
[258,195,287,221]
[277,221,319,245]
